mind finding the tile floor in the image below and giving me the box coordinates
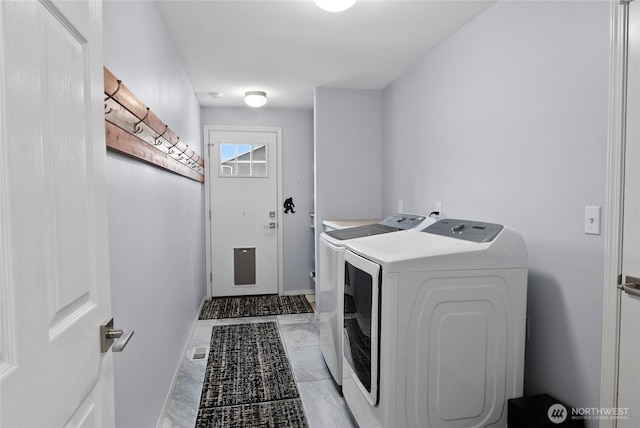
[161,313,355,428]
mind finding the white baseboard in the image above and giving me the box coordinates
[283,288,315,297]
[155,296,207,428]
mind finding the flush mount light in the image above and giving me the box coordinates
[244,91,268,108]
[314,0,357,12]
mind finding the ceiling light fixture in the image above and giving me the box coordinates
[314,0,357,13]
[244,91,268,108]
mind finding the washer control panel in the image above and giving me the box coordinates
[423,219,504,243]
[379,213,426,230]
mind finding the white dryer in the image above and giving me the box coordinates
[318,213,435,391]
[342,219,528,428]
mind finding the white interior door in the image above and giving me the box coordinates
[0,0,116,426]
[618,1,640,426]
[205,127,281,297]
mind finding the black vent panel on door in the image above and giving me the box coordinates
[234,248,256,285]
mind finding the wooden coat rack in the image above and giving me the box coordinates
[103,67,204,182]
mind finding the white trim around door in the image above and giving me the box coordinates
[203,125,284,298]
[600,1,635,424]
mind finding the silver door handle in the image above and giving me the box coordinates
[621,276,640,298]
[100,318,135,352]
[110,329,134,352]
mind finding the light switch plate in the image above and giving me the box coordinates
[585,206,601,235]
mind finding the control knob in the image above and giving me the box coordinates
[451,223,465,233]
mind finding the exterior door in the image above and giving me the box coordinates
[0,0,116,426]
[618,1,640,426]
[205,126,281,297]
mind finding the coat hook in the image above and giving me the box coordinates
[167,136,179,154]
[178,144,189,160]
[104,80,122,103]
[154,125,168,146]
[134,108,150,134]
[103,80,121,116]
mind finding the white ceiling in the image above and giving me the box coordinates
[155,0,494,109]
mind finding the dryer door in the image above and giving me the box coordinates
[343,250,380,406]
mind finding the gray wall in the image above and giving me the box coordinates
[314,88,383,302]
[103,2,205,427]
[381,1,609,423]
[201,107,315,294]
[314,88,383,223]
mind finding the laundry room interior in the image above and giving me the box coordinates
[105,0,610,427]
[4,0,635,427]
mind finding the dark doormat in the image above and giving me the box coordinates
[199,294,313,320]
[195,322,309,428]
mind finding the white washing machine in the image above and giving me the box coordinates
[342,219,528,428]
[318,213,435,391]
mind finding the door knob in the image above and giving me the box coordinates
[100,318,134,352]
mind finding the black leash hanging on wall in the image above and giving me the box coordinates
[283,197,295,214]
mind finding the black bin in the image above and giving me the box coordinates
[508,394,585,427]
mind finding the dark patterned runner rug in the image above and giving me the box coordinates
[199,295,313,320]
[195,322,309,428]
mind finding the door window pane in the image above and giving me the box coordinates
[252,145,266,161]
[219,143,267,177]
